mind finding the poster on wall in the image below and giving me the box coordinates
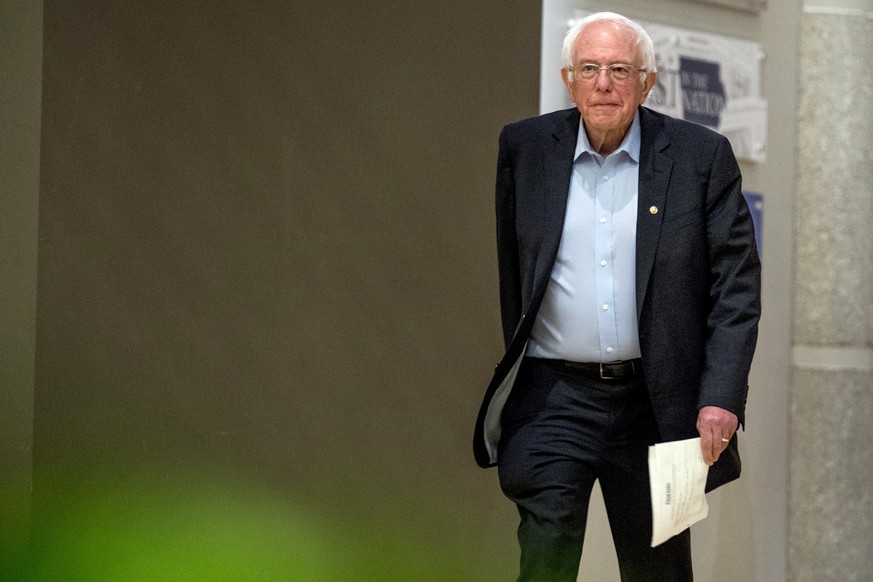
[571,11,767,162]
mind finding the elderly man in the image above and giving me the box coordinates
[473,11,760,581]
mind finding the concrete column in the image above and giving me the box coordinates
[792,2,873,580]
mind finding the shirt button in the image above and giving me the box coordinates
[606,346,614,353]
[599,216,606,224]
[600,259,607,266]
[602,175,609,182]
[602,304,609,310]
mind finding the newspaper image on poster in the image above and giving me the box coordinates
[645,22,766,162]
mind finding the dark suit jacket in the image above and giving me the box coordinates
[473,106,761,492]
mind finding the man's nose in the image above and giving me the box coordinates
[595,68,613,89]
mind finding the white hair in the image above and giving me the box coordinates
[561,12,657,75]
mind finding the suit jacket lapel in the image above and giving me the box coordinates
[534,109,579,291]
[636,107,673,319]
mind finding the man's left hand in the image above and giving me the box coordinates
[697,406,738,466]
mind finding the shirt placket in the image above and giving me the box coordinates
[593,160,620,361]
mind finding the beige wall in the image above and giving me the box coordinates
[27,1,539,579]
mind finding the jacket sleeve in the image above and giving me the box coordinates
[697,135,762,425]
[495,126,522,350]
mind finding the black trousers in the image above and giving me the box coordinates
[497,357,693,582]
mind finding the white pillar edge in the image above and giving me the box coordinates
[792,345,873,371]
[803,6,873,17]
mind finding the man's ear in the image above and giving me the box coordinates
[641,71,657,102]
[561,68,574,103]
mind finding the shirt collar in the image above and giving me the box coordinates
[574,109,641,164]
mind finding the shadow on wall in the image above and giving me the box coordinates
[5,466,470,582]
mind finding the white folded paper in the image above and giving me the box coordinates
[648,437,710,547]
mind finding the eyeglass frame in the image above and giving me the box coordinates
[568,63,648,82]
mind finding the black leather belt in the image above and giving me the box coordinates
[538,357,643,380]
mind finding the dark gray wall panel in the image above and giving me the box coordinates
[34,2,540,579]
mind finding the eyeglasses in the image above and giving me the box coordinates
[569,63,646,82]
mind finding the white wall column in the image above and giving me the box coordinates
[792,2,873,580]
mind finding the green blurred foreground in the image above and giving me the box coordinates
[1,469,471,581]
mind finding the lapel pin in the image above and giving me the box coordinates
[649,206,659,215]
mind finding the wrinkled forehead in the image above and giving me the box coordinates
[573,21,641,64]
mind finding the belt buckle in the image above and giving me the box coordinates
[599,362,618,380]
[599,360,636,380]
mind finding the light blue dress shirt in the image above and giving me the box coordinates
[528,111,642,363]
